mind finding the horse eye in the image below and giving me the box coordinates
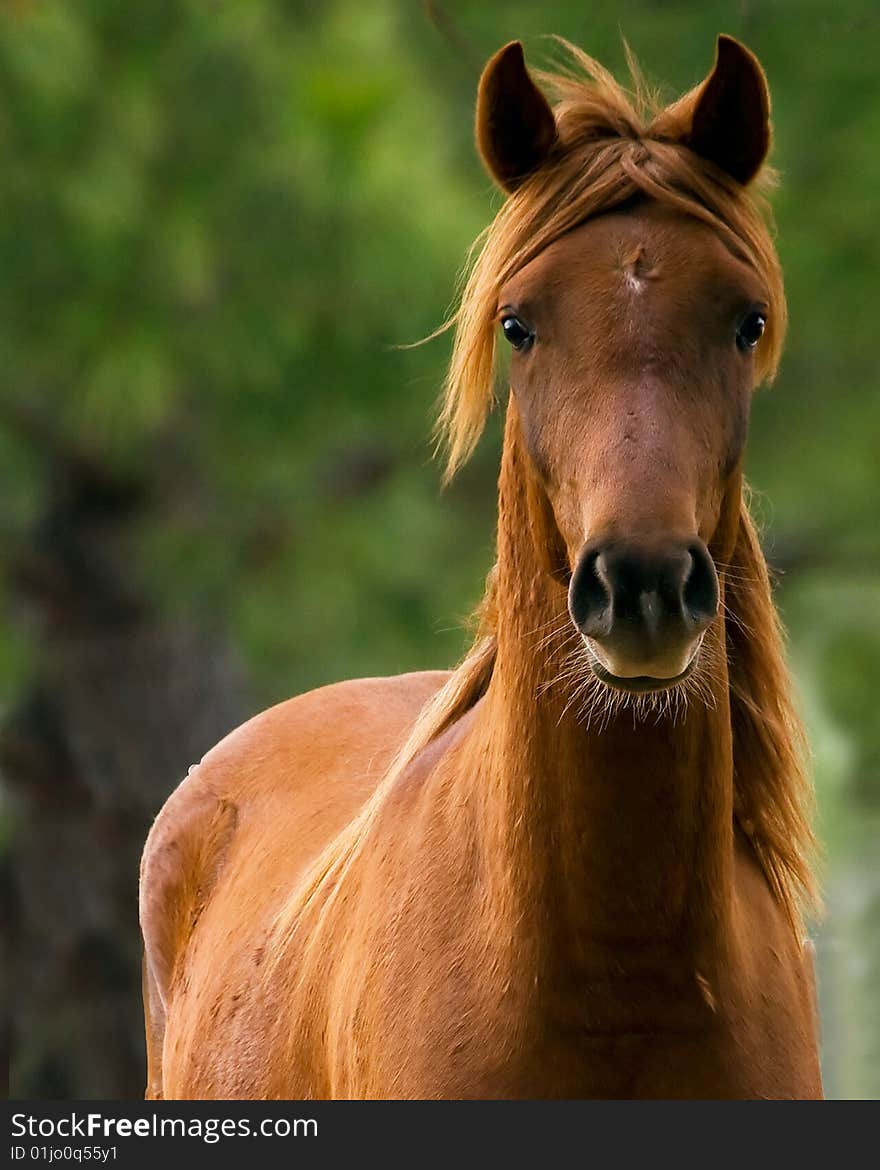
[736,310,766,352]
[501,315,534,350]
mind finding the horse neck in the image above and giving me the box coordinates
[464,403,738,962]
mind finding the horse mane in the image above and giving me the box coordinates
[270,43,816,957]
[725,498,818,925]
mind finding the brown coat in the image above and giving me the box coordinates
[140,34,822,1100]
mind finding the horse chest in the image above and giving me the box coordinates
[368,1006,818,1100]
[340,943,821,1100]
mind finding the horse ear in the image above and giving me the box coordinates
[476,41,557,193]
[685,35,770,185]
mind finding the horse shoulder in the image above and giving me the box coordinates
[139,763,239,1098]
[139,669,449,1097]
[140,669,448,1005]
[140,778,230,978]
[730,833,823,1094]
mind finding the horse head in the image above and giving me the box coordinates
[470,37,781,690]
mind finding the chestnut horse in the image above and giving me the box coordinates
[140,36,823,1099]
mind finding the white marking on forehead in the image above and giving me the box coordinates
[619,243,656,295]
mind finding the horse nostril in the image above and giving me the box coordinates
[568,548,612,637]
[682,543,719,630]
[570,540,718,647]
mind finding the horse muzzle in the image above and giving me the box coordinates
[568,538,719,690]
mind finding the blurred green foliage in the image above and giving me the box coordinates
[1,0,878,1098]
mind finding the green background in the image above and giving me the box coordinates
[1,0,877,1099]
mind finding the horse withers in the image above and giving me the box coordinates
[140,35,822,1099]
